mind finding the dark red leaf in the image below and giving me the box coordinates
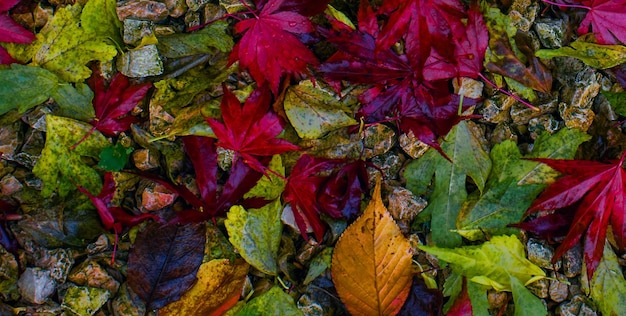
[253,0,331,16]
[524,152,626,278]
[182,136,217,209]
[558,0,626,45]
[509,208,574,243]
[127,222,205,310]
[0,198,19,255]
[318,160,369,220]
[0,0,35,64]
[446,278,472,316]
[454,5,489,78]
[207,85,299,174]
[230,0,321,94]
[398,277,444,316]
[89,71,152,136]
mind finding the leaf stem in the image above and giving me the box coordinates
[541,0,591,10]
[478,73,539,111]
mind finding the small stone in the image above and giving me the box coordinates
[15,129,45,168]
[0,246,19,301]
[489,123,518,145]
[87,235,111,255]
[140,183,177,211]
[297,293,325,316]
[562,244,582,278]
[117,45,164,78]
[36,248,74,283]
[487,290,508,310]
[453,77,484,99]
[22,106,50,131]
[510,98,558,125]
[111,283,146,316]
[282,204,313,235]
[527,238,561,270]
[185,11,201,29]
[560,102,595,132]
[528,114,562,139]
[132,149,160,171]
[534,18,567,49]
[528,278,549,299]
[69,260,121,295]
[116,0,169,22]
[0,174,22,196]
[18,267,57,304]
[165,0,187,18]
[186,0,210,11]
[481,95,514,124]
[369,152,405,181]
[558,69,600,132]
[386,186,427,234]
[549,273,569,303]
[204,3,226,21]
[508,1,538,32]
[578,303,598,316]
[556,295,590,316]
[0,119,22,160]
[61,286,110,316]
[295,239,320,265]
[122,19,154,46]
[399,132,430,159]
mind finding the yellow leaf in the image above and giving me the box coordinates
[159,259,249,316]
[331,179,413,316]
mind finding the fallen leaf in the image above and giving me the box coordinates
[235,286,303,316]
[225,200,283,275]
[303,247,332,285]
[398,277,444,316]
[127,222,206,310]
[32,115,109,197]
[420,235,546,316]
[80,0,122,47]
[98,143,134,172]
[535,37,626,69]
[331,179,413,316]
[0,0,35,64]
[587,243,626,316]
[159,259,249,316]
[157,21,233,58]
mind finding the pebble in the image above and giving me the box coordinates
[117,45,164,78]
[562,244,583,278]
[116,0,170,22]
[549,273,569,303]
[534,18,567,49]
[0,174,22,196]
[526,238,561,270]
[132,148,160,171]
[386,185,427,234]
[18,267,57,304]
[122,19,154,46]
[140,182,177,211]
[68,260,121,295]
[399,132,429,159]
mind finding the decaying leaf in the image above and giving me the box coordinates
[127,222,206,310]
[159,259,249,316]
[331,179,413,316]
[157,21,233,58]
[0,0,35,64]
[587,243,626,316]
[235,286,303,316]
[536,37,626,69]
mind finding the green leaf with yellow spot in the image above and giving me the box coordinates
[157,21,233,58]
[587,243,626,316]
[284,80,357,140]
[244,155,285,200]
[224,200,282,275]
[33,115,109,197]
[536,38,626,69]
[81,0,123,47]
[28,3,118,82]
[235,286,303,316]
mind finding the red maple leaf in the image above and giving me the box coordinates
[523,152,626,278]
[543,0,626,44]
[230,0,328,94]
[0,0,35,64]
[319,0,482,155]
[207,85,299,174]
[76,172,160,262]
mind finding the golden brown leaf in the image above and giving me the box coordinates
[159,259,249,316]
[331,179,413,316]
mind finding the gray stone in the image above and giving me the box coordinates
[186,0,210,11]
[556,295,593,316]
[481,95,514,124]
[0,174,22,196]
[122,19,154,46]
[0,246,19,301]
[528,114,562,139]
[0,119,22,160]
[558,68,601,132]
[528,278,549,299]
[117,45,164,78]
[15,129,45,168]
[369,152,405,181]
[549,273,569,303]
[69,260,120,295]
[527,238,561,270]
[562,244,583,278]
[87,235,111,255]
[490,123,518,145]
[510,98,558,125]
[18,267,57,304]
[386,186,427,234]
[534,19,567,48]
[453,77,484,99]
[487,290,508,310]
[508,1,538,32]
[297,293,325,316]
[165,0,187,18]
[116,0,169,22]
[36,248,74,283]
[399,132,430,159]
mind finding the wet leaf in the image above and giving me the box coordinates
[303,247,332,285]
[601,90,626,117]
[420,235,546,316]
[98,143,134,172]
[244,155,286,201]
[33,115,109,197]
[236,286,303,316]
[398,277,444,316]
[588,243,626,316]
[456,128,590,240]
[284,80,357,140]
[0,0,35,64]
[536,38,626,69]
[127,222,205,310]
[81,0,122,47]
[159,259,249,316]
[24,3,118,82]
[331,179,413,316]
[157,21,233,58]
[61,286,110,316]
[225,200,282,275]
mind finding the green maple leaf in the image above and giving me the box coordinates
[33,115,109,197]
[22,2,118,82]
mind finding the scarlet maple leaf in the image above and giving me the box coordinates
[207,85,299,174]
[0,0,35,64]
[230,0,328,94]
[543,0,626,44]
[523,152,626,278]
[76,172,160,262]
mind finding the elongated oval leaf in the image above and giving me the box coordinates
[127,222,205,310]
[331,179,413,316]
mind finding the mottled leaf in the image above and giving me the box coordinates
[243,155,286,201]
[33,115,109,197]
[0,64,58,115]
[157,21,233,58]
[159,259,249,316]
[536,37,626,69]
[303,247,332,285]
[81,0,122,46]
[284,80,357,139]
[601,90,626,117]
[332,179,413,316]
[0,0,35,64]
[225,200,282,275]
[588,243,626,316]
[127,222,205,310]
[235,286,303,316]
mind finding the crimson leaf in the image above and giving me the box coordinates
[207,85,299,174]
[127,222,205,310]
[0,0,35,65]
[229,0,327,94]
[524,152,626,278]
[318,160,369,220]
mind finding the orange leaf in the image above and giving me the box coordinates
[331,179,413,316]
[159,259,249,316]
